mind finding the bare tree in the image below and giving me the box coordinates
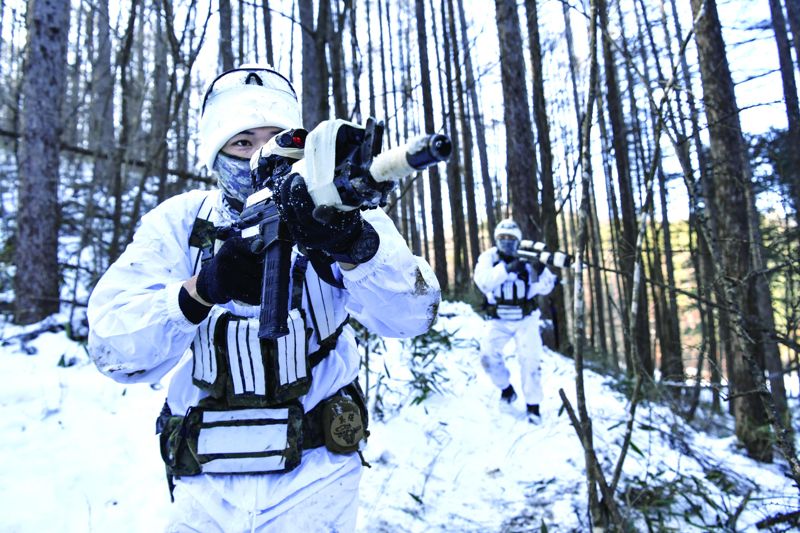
[691,0,772,462]
[14,0,71,324]
[494,0,539,237]
[415,0,449,291]
[769,0,800,222]
[219,0,235,71]
[299,0,330,128]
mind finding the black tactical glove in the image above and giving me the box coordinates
[274,172,379,264]
[195,236,265,305]
[505,258,526,275]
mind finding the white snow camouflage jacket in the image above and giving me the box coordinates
[87,188,441,513]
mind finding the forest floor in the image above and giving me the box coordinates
[0,301,797,532]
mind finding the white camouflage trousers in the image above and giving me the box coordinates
[480,310,544,405]
[166,464,361,533]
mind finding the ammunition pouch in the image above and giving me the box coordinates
[485,299,538,321]
[158,381,368,480]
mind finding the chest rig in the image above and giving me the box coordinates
[188,204,349,407]
[159,199,363,483]
[485,254,538,320]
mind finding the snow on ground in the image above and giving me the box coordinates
[0,302,796,532]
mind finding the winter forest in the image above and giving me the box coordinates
[2,0,800,531]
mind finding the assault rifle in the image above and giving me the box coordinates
[516,240,573,269]
[225,118,451,340]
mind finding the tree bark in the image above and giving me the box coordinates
[448,0,480,271]
[14,0,71,324]
[441,0,468,289]
[525,0,568,351]
[329,0,349,119]
[262,0,274,66]
[769,0,800,223]
[300,0,329,128]
[691,0,772,462]
[494,0,539,237]
[219,0,235,71]
[415,0,448,291]
[457,0,495,242]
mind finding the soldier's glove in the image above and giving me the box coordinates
[505,259,526,275]
[275,172,379,264]
[195,236,265,305]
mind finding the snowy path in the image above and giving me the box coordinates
[0,303,796,532]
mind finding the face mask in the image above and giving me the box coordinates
[214,152,254,205]
[496,237,520,257]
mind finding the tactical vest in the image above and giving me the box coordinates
[485,254,538,320]
[159,198,366,483]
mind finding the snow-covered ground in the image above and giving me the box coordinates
[0,301,796,532]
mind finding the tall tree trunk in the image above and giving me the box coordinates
[635,0,683,387]
[238,0,245,63]
[14,0,71,324]
[457,0,495,241]
[784,0,800,73]
[769,0,800,222]
[441,0,468,289]
[107,0,140,265]
[347,0,361,122]
[219,0,235,71]
[573,0,605,522]
[526,0,568,351]
[448,0,480,270]
[89,0,114,214]
[691,0,772,462]
[415,0,448,291]
[262,0,274,66]
[494,0,539,236]
[300,0,329,128]
[599,0,652,376]
[329,0,349,119]
[366,0,376,119]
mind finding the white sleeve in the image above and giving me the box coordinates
[473,248,509,295]
[528,266,558,298]
[87,192,204,384]
[339,208,441,338]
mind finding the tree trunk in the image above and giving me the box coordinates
[769,0,800,222]
[262,0,274,66]
[219,0,234,71]
[329,0,349,119]
[691,0,772,462]
[784,0,800,73]
[415,0,448,291]
[525,0,568,351]
[14,0,71,324]
[494,0,539,236]
[441,0,468,289]
[347,0,361,122]
[107,0,140,265]
[449,0,480,271]
[366,0,376,119]
[300,0,329,128]
[457,0,495,242]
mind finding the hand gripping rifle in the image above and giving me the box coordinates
[516,240,573,269]
[224,118,451,340]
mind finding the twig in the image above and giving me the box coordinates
[559,388,625,530]
[755,509,800,529]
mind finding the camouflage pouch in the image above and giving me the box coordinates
[181,401,304,474]
[321,395,366,454]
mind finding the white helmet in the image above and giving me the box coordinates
[494,218,522,256]
[198,64,303,171]
[494,218,522,241]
